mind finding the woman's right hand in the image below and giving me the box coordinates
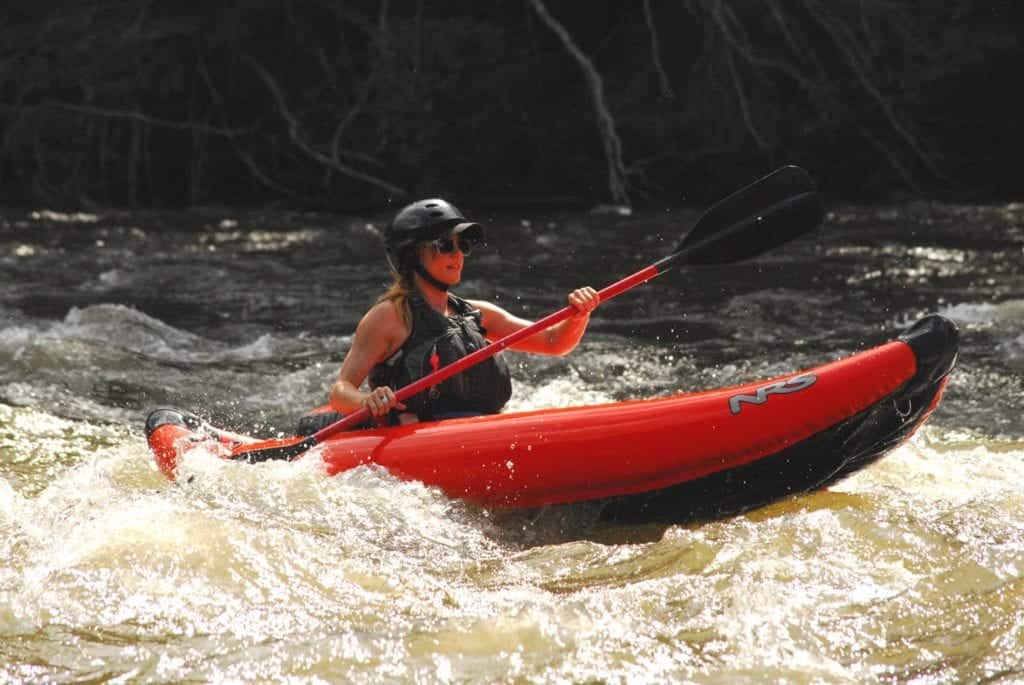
[361,386,407,417]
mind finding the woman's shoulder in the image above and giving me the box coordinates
[359,299,408,336]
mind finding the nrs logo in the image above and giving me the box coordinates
[728,374,817,415]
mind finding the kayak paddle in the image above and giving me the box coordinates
[231,165,825,463]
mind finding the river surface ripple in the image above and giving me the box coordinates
[1,203,1023,682]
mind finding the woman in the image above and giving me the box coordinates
[299,198,599,433]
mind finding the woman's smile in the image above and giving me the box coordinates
[444,260,462,281]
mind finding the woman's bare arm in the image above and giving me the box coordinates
[329,302,409,416]
[469,287,599,356]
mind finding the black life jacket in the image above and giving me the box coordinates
[369,293,512,421]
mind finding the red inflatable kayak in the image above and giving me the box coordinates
[145,315,958,522]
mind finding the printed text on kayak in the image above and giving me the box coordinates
[729,374,818,415]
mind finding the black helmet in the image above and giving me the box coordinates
[384,198,483,272]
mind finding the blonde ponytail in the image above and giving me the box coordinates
[376,270,414,329]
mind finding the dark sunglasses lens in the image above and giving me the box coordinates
[435,237,474,255]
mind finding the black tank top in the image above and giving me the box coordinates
[369,293,513,421]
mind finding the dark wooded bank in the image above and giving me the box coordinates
[1,1,1020,209]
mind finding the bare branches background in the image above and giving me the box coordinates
[0,1,1018,208]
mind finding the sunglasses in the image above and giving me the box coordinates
[430,236,478,256]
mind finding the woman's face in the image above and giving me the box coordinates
[416,233,468,287]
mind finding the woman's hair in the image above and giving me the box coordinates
[376,265,415,329]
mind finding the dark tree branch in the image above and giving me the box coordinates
[245,57,407,197]
[527,0,630,206]
[643,0,675,99]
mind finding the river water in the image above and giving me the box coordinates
[1,201,1022,682]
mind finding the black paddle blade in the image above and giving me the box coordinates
[674,166,825,266]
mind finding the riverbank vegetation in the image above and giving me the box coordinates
[1,1,1018,208]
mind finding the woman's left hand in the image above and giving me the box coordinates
[568,286,599,319]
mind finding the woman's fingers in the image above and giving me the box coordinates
[362,387,406,416]
[568,286,599,315]
[363,389,387,416]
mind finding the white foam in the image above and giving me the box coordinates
[29,209,99,224]
[834,428,1024,510]
[940,298,1024,326]
[0,476,18,524]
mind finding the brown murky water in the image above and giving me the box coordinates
[2,202,1023,682]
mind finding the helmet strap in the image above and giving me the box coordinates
[414,262,450,292]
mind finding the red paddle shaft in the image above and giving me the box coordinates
[230,167,822,462]
[311,263,663,442]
